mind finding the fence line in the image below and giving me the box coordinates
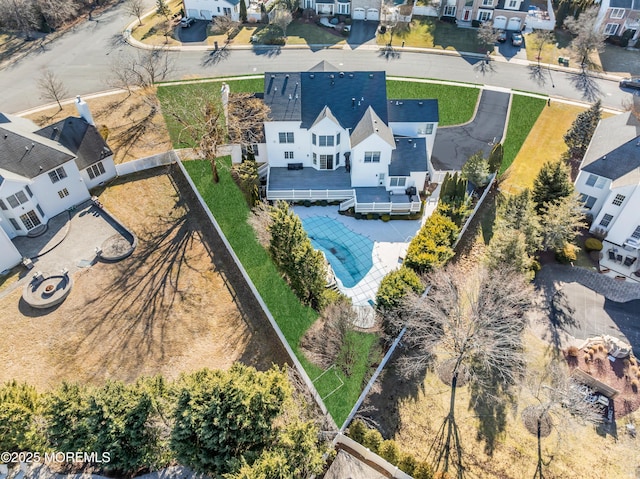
[115,150,178,176]
[453,173,496,249]
[266,189,355,200]
[333,434,414,479]
[174,159,337,431]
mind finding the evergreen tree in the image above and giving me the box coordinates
[564,100,601,160]
[532,160,573,213]
[540,193,587,252]
[461,151,490,188]
[488,142,504,173]
[44,382,92,452]
[376,266,424,311]
[0,381,44,452]
[239,0,247,22]
[485,227,536,278]
[405,212,459,274]
[495,189,542,255]
[170,365,291,475]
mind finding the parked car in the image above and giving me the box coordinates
[496,29,507,43]
[511,32,523,47]
[180,17,195,28]
[620,77,640,90]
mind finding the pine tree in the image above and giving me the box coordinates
[461,151,490,188]
[0,381,44,452]
[488,142,504,173]
[239,0,247,22]
[540,193,587,253]
[564,100,601,160]
[486,227,536,278]
[495,189,542,255]
[532,160,574,213]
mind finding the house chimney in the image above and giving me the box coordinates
[75,96,95,126]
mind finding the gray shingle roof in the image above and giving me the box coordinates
[0,116,75,179]
[36,117,112,170]
[308,61,339,72]
[581,112,640,186]
[389,137,427,176]
[311,106,341,128]
[496,0,530,12]
[350,106,395,149]
[387,99,439,123]
[263,70,389,130]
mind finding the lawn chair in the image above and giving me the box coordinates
[608,249,616,261]
[616,254,623,263]
[624,256,637,267]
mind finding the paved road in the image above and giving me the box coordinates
[0,5,634,113]
[431,89,510,171]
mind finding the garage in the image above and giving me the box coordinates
[186,8,198,18]
[352,7,365,19]
[199,9,212,19]
[493,15,507,29]
[507,17,522,31]
[366,8,379,20]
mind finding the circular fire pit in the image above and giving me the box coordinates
[22,273,73,309]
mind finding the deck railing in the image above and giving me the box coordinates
[355,201,421,214]
[266,189,355,201]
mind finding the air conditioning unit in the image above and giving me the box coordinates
[624,237,640,250]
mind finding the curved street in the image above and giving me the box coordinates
[0,2,635,113]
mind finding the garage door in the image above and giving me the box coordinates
[199,9,212,19]
[187,9,198,18]
[507,17,522,31]
[493,15,507,29]
[366,8,379,20]
[352,7,365,20]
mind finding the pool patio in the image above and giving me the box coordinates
[294,203,437,311]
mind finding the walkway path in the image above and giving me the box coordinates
[431,89,511,171]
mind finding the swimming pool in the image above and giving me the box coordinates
[302,216,373,288]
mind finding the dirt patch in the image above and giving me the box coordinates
[25,91,172,164]
[0,167,288,391]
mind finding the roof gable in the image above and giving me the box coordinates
[311,106,342,129]
[350,106,395,149]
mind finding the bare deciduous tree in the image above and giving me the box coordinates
[271,7,292,36]
[477,20,498,47]
[37,68,68,111]
[226,92,270,148]
[392,265,534,478]
[0,0,39,39]
[522,361,604,479]
[124,0,144,25]
[36,0,77,29]
[211,14,240,36]
[107,48,173,93]
[564,7,605,70]
[248,200,273,248]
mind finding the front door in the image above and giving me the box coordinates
[20,210,42,231]
[378,173,385,186]
[463,9,471,21]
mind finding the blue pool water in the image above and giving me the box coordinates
[301,216,374,288]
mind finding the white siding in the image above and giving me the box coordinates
[0,225,21,271]
[80,156,117,190]
[389,121,438,158]
[309,117,349,171]
[182,0,244,20]
[575,170,611,218]
[0,178,49,236]
[595,185,640,244]
[263,121,307,167]
[30,161,90,219]
[350,135,393,187]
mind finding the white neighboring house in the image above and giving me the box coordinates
[262,62,439,214]
[0,97,116,273]
[183,0,247,21]
[575,111,640,281]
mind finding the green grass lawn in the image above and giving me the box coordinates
[248,20,346,46]
[387,81,480,126]
[378,17,491,53]
[500,95,547,175]
[182,158,377,426]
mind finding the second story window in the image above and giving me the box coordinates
[611,8,624,19]
[278,132,294,143]
[319,135,334,146]
[48,166,67,184]
[599,214,613,228]
[6,191,29,208]
[364,151,381,163]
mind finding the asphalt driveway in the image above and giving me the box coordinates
[176,20,209,43]
[431,89,510,171]
[347,20,379,47]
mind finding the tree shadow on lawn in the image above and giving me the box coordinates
[54,167,288,382]
[358,348,429,438]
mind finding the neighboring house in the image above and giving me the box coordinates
[183,0,246,21]
[261,61,438,214]
[594,0,640,43]
[350,0,381,20]
[0,97,115,272]
[302,0,353,16]
[444,0,529,29]
[575,111,640,281]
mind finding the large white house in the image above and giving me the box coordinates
[0,97,116,272]
[575,111,640,281]
[183,0,247,21]
[262,62,438,214]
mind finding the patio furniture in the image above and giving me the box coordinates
[624,256,637,267]
[608,249,617,261]
[616,254,623,263]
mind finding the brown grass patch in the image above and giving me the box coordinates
[0,169,286,391]
[24,91,172,164]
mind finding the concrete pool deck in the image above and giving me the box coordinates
[294,201,438,312]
